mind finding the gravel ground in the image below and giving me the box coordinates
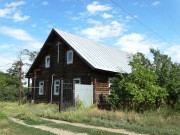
[11,118,87,135]
[11,117,147,135]
[42,118,148,135]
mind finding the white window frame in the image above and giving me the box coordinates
[73,78,81,84]
[39,81,44,95]
[108,78,113,94]
[54,80,60,95]
[67,50,73,64]
[45,55,50,68]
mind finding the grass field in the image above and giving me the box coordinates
[0,102,180,135]
[0,111,55,135]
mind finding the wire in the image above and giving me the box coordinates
[110,0,169,43]
[139,0,179,35]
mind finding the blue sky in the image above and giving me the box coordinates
[0,0,180,72]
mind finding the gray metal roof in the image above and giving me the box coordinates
[55,29,131,73]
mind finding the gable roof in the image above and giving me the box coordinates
[26,29,131,77]
[54,29,131,73]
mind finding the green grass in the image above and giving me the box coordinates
[46,122,124,135]
[1,102,180,135]
[0,111,55,135]
[0,121,55,135]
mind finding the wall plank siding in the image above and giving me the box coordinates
[29,32,117,104]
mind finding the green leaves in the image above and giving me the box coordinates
[127,52,167,104]
[109,49,179,111]
[0,72,19,101]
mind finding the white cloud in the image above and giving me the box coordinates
[0,57,13,72]
[42,1,48,6]
[80,21,124,41]
[0,26,42,49]
[71,12,87,20]
[116,33,165,56]
[102,13,113,19]
[0,44,15,49]
[0,26,34,41]
[87,18,101,25]
[152,1,160,7]
[87,1,111,14]
[12,12,30,22]
[0,1,29,22]
[125,15,138,22]
[0,8,11,17]
[165,45,180,63]
[5,1,26,8]
[0,51,17,72]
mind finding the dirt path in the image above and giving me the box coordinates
[42,118,148,135]
[11,118,87,135]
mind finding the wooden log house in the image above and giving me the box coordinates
[25,29,131,107]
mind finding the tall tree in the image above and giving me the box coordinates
[167,63,180,108]
[6,60,22,77]
[127,52,167,111]
[0,72,19,101]
[150,49,180,108]
[109,52,167,111]
[108,73,132,111]
[150,49,172,88]
[6,49,38,76]
[20,49,38,66]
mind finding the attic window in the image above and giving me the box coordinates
[45,55,50,68]
[67,50,73,64]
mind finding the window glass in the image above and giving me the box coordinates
[67,50,73,64]
[54,80,60,95]
[39,81,44,95]
[45,55,50,68]
[73,78,81,84]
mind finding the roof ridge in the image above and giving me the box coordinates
[54,28,128,54]
[54,28,131,73]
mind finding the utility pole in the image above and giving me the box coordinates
[18,59,22,106]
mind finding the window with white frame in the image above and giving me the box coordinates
[45,55,50,68]
[39,81,44,95]
[108,78,113,94]
[67,50,73,64]
[54,80,60,95]
[73,78,81,84]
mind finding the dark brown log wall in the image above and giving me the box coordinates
[30,32,117,104]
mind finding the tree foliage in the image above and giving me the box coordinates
[108,73,132,110]
[150,49,180,108]
[6,49,38,83]
[6,60,22,77]
[0,49,38,101]
[0,72,19,101]
[20,49,38,66]
[109,49,179,111]
[127,53,167,111]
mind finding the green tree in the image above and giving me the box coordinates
[6,60,21,76]
[127,52,167,111]
[7,49,38,76]
[108,73,132,111]
[167,63,180,108]
[150,49,180,108]
[20,49,38,66]
[4,49,38,102]
[0,72,19,101]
